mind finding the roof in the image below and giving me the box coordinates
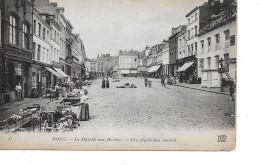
[119,50,140,56]
[199,3,237,36]
[169,25,187,39]
[185,2,208,18]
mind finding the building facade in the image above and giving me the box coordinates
[169,25,186,77]
[118,50,139,77]
[197,2,237,88]
[0,0,33,104]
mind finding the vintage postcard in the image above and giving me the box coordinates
[0,0,236,150]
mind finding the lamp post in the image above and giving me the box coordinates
[219,58,224,92]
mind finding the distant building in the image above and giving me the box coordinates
[96,54,111,77]
[147,42,166,78]
[118,50,139,77]
[169,25,187,77]
[162,42,170,76]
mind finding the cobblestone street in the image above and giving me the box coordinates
[79,77,235,131]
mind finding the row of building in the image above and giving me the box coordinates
[86,0,237,89]
[0,0,87,105]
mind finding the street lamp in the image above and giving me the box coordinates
[218,58,225,92]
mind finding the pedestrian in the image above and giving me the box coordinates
[55,85,59,100]
[144,77,148,87]
[61,85,66,97]
[161,76,165,87]
[15,82,22,101]
[101,77,105,89]
[229,80,235,101]
[106,77,110,88]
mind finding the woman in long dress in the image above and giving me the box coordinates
[101,77,105,88]
[106,77,109,88]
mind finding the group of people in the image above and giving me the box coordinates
[101,77,110,89]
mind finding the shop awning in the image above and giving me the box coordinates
[54,68,69,78]
[177,61,194,72]
[148,65,161,73]
[45,67,63,79]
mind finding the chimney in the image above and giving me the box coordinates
[50,2,58,7]
[223,0,235,7]
[208,0,221,14]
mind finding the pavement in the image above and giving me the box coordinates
[78,77,235,132]
[149,78,230,95]
[0,77,235,132]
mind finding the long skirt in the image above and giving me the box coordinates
[101,81,105,88]
[106,81,109,88]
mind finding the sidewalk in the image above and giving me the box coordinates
[150,78,230,95]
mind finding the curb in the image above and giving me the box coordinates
[173,84,230,95]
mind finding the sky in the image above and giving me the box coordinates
[52,0,206,59]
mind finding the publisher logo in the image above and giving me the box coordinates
[217,135,227,142]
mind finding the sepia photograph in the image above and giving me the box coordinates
[0,0,236,150]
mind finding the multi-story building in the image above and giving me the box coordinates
[138,46,151,77]
[197,2,236,88]
[118,50,139,77]
[85,58,97,78]
[110,56,119,77]
[31,8,53,96]
[169,25,186,77]
[0,0,33,104]
[162,41,170,76]
[184,0,221,82]
[96,54,111,77]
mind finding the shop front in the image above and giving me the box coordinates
[2,60,31,104]
[148,65,162,78]
[177,60,198,84]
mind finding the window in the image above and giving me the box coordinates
[54,48,56,61]
[9,15,18,45]
[224,53,229,72]
[195,26,197,36]
[188,18,190,25]
[230,35,235,46]
[215,56,219,69]
[195,42,197,55]
[54,30,56,41]
[46,49,49,63]
[201,40,204,54]
[195,13,198,20]
[188,45,190,55]
[23,24,29,49]
[33,19,36,34]
[215,34,220,50]
[199,58,204,69]
[32,42,36,60]
[188,30,190,40]
[42,47,45,62]
[191,44,193,55]
[207,37,211,52]
[37,45,41,61]
[42,27,46,40]
[207,57,211,69]
[38,23,41,37]
[224,30,230,48]
[47,30,49,41]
